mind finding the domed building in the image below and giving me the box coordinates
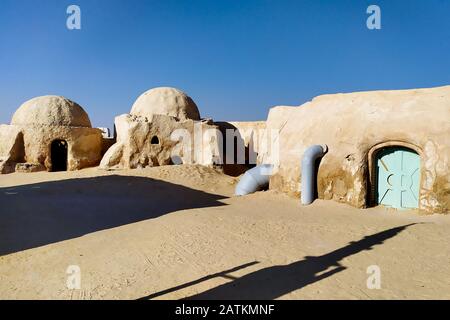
[131,87,201,121]
[0,96,103,173]
[100,87,221,169]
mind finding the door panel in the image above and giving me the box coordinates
[376,147,420,209]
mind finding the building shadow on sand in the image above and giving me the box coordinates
[139,224,416,300]
[0,175,227,256]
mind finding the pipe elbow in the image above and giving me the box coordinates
[235,164,273,196]
[301,144,328,205]
[302,145,327,163]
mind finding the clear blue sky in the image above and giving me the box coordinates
[0,0,449,129]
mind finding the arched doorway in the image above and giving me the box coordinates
[374,146,420,209]
[51,140,68,172]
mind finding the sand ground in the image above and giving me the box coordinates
[0,165,449,300]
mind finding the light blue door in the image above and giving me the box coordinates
[376,147,420,209]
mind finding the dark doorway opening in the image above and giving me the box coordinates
[151,136,160,145]
[51,140,68,172]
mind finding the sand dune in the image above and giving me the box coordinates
[0,165,449,299]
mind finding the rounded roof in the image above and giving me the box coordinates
[11,95,92,127]
[130,87,200,121]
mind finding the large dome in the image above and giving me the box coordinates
[130,87,200,121]
[11,95,92,127]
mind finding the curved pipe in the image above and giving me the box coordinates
[235,164,274,196]
[301,144,328,205]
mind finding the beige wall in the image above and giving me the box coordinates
[0,124,103,173]
[100,114,222,170]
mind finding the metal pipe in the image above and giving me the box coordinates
[235,164,274,196]
[301,144,328,205]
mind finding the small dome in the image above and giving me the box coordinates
[130,87,200,121]
[11,96,92,127]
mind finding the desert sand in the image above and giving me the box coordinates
[0,165,449,300]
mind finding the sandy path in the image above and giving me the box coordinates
[0,166,449,299]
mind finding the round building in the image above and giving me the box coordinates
[0,95,103,173]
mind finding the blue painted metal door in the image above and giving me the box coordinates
[376,147,420,209]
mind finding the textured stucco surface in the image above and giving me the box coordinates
[100,114,221,169]
[11,95,92,128]
[131,87,200,121]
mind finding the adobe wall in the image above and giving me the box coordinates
[0,124,103,173]
[100,114,222,170]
